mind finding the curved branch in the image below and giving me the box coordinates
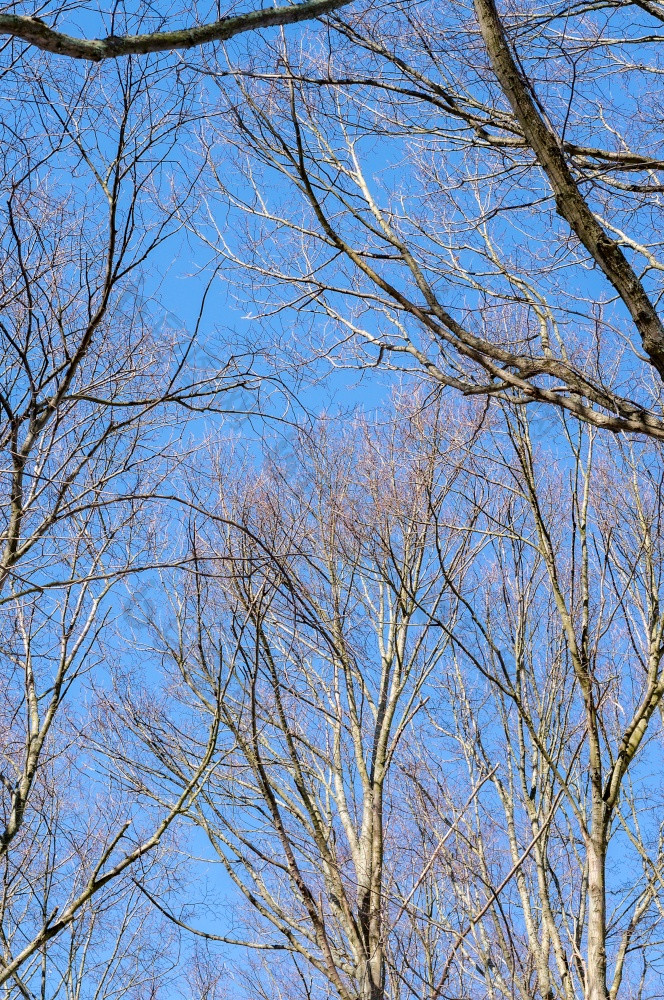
[473,0,664,379]
[0,0,352,61]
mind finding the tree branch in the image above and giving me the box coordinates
[0,0,352,61]
[473,0,664,379]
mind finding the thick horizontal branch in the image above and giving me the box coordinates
[0,0,351,60]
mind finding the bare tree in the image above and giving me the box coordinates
[110,396,490,1000]
[418,411,664,1000]
[196,0,664,437]
[0,847,180,1000]
[5,0,664,438]
[0,46,241,990]
[110,397,664,1000]
[6,0,664,995]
